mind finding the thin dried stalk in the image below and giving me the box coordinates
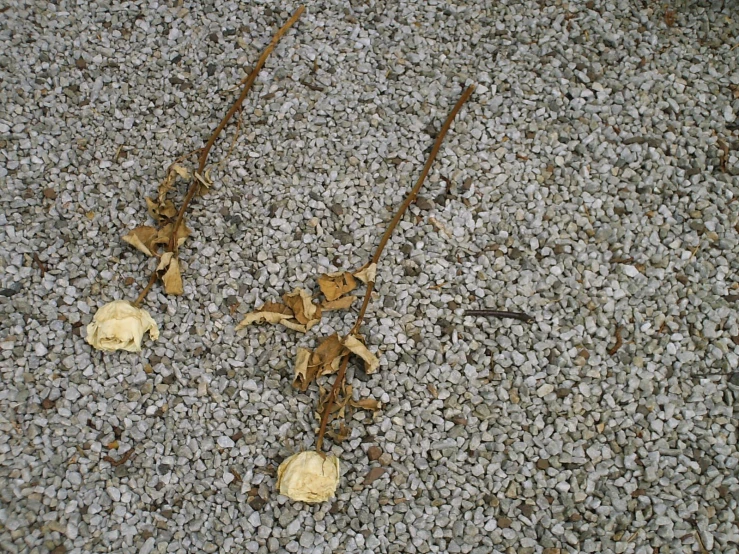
[134,6,305,306]
[316,85,475,451]
[350,85,475,335]
[465,309,533,322]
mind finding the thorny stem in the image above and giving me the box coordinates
[316,85,476,451]
[134,6,305,306]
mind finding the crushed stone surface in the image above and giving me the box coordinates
[1,1,738,553]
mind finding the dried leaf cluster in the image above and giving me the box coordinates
[121,163,203,296]
[237,264,381,427]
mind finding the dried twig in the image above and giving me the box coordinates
[608,326,624,355]
[133,6,305,307]
[316,85,475,451]
[103,447,135,467]
[32,253,47,276]
[465,309,533,322]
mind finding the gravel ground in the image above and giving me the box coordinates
[2,1,739,553]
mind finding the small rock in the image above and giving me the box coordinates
[415,197,434,210]
[537,383,555,397]
[367,446,382,461]
[497,517,512,528]
[363,467,386,485]
[217,436,235,449]
[76,57,87,69]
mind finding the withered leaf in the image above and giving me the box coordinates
[235,304,294,330]
[281,319,318,333]
[261,302,293,316]
[156,164,190,204]
[194,169,212,189]
[321,295,356,311]
[122,225,159,256]
[283,288,320,325]
[172,164,190,179]
[333,383,353,419]
[343,335,380,374]
[327,422,351,443]
[311,334,346,378]
[318,272,357,301]
[353,263,377,285]
[157,252,184,295]
[293,347,313,391]
[146,197,178,222]
[153,221,191,248]
[157,172,176,204]
[316,382,353,422]
[350,398,382,411]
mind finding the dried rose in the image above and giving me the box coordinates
[86,300,159,352]
[276,451,340,503]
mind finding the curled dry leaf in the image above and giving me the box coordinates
[327,422,351,443]
[146,197,178,223]
[342,335,380,374]
[350,398,382,411]
[153,221,191,248]
[317,272,357,301]
[86,300,159,352]
[236,298,317,334]
[283,288,320,325]
[321,295,356,311]
[235,303,294,331]
[276,451,340,503]
[293,347,313,391]
[311,334,346,378]
[157,164,190,204]
[293,335,346,391]
[157,252,184,295]
[353,262,377,285]
[122,226,159,256]
[281,319,318,333]
[317,382,353,421]
[194,169,212,190]
[172,164,190,180]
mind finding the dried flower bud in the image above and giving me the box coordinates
[86,300,159,352]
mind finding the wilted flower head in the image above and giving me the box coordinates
[276,451,340,503]
[86,300,159,352]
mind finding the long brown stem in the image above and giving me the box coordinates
[132,271,158,308]
[169,5,305,253]
[316,85,475,451]
[133,6,305,307]
[350,84,475,335]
